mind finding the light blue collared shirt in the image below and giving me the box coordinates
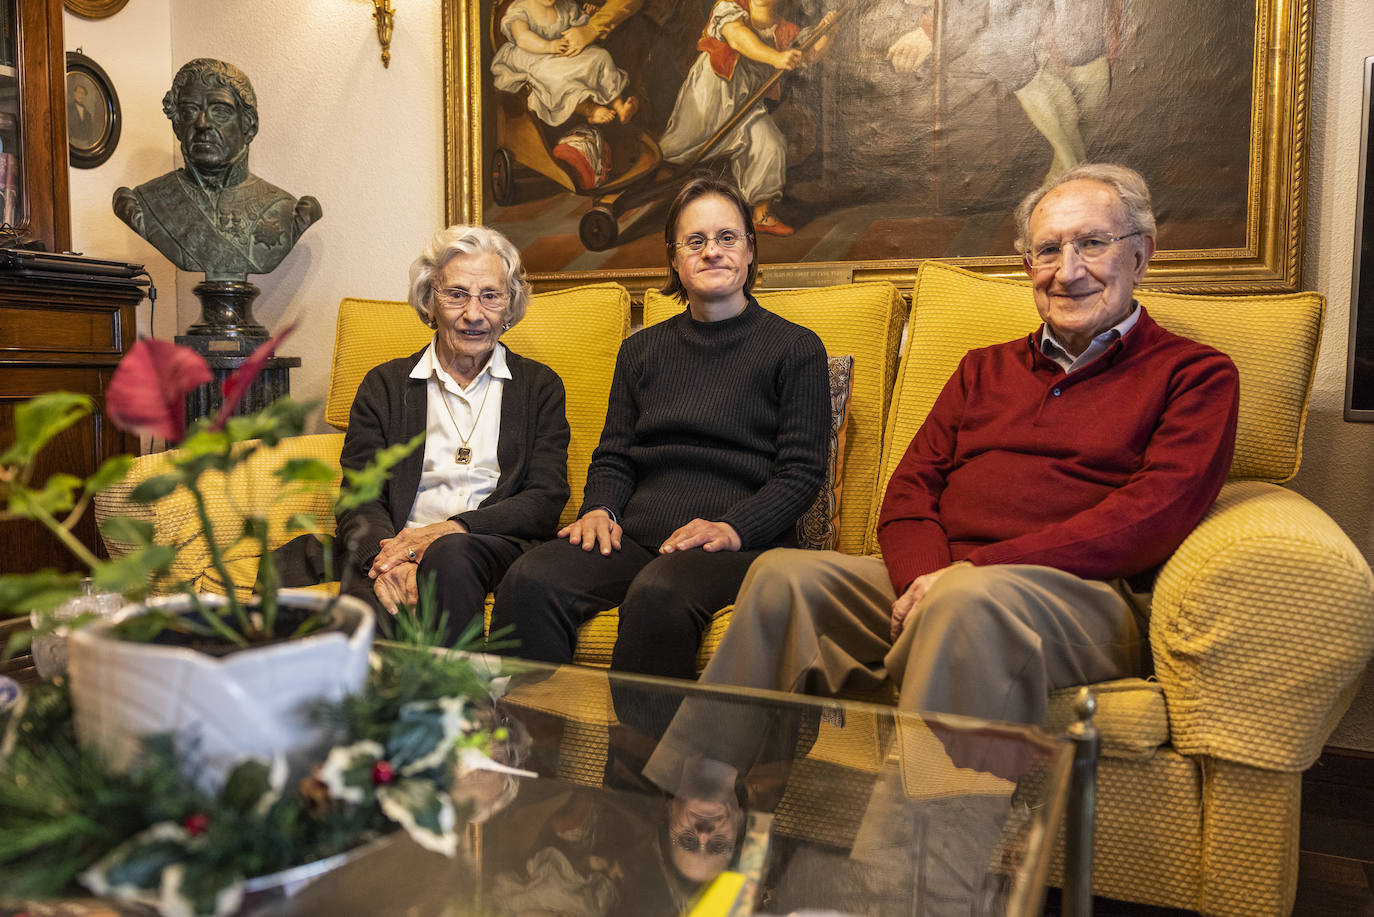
[1039,303,1141,373]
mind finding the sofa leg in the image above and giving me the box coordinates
[1064,687,1100,917]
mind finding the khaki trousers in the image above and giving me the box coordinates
[698,550,1151,726]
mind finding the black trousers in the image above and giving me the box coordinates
[272,531,522,647]
[489,536,766,679]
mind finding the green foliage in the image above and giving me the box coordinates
[0,392,92,468]
[337,431,425,512]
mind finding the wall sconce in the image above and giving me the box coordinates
[373,0,395,68]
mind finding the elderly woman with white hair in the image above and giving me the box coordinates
[280,224,570,643]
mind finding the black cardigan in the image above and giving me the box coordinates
[335,345,570,576]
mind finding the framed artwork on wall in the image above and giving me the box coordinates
[64,0,131,19]
[1346,56,1374,422]
[443,0,1312,295]
[66,51,121,169]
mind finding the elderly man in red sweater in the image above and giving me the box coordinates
[672,162,1240,729]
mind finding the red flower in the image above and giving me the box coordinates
[183,812,210,836]
[371,760,396,786]
[106,338,212,443]
[211,324,296,431]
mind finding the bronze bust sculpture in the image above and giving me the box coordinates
[114,59,322,283]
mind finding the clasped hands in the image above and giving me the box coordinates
[369,520,466,615]
[889,560,971,641]
[560,509,741,555]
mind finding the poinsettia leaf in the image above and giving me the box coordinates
[105,338,212,443]
[317,740,384,804]
[376,779,458,857]
[110,608,183,643]
[0,570,86,617]
[212,325,295,431]
[130,474,182,505]
[85,455,136,497]
[276,458,335,485]
[99,515,155,547]
[92,545,175,596]
[389,697,475,775]
[337,431,425,512]
[80,823,193,897]
[0,392,93,467]
[7,473,84,518]
[284,512,318,533]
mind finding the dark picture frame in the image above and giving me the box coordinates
[66,51,120,170]
[1345,56,1374,421]
[443,0,1312,296]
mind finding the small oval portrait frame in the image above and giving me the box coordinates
[66,51,121,169]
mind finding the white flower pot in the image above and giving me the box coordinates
[67,589,374,791]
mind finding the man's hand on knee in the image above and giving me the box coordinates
[890,561,972,641]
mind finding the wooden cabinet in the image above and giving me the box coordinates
[0,0,71,252]
[0,275,144,573]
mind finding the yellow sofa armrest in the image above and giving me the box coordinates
[93,433,346,592]
[1151,480,1374,771]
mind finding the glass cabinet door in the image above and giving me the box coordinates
[0,0,21,235]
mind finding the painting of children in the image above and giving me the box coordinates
[658,0,838,236]
[491,0,640,127]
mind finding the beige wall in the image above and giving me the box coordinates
[64,1,1374,740]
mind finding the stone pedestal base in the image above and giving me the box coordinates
[186,280,267,339]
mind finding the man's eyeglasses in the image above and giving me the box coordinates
[669,230,752,254]
[433,287,509,310]
[1023,230,1144,268]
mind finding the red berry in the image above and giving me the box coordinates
[184,812,210,836]
[372,760,396,785]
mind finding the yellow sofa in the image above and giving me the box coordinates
[95,263,1374,917]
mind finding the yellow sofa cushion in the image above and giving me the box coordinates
[867,260,1325,551]
[95,433,346,597]
[644,283,906,556]
[327,283,632,527]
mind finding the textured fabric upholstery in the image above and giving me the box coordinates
[1043,678,1169,759]
[95,433,345,597]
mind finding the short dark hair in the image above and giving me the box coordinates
[162,59,259,140]
[660,175,758,302]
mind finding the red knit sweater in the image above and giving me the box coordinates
[876,307,1240,594]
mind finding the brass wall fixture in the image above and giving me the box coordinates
[373,0,395,68]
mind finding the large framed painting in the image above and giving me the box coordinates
[444,0,1312,294]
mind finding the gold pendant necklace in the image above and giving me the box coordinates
[435,373,493,465]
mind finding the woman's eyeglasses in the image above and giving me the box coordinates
[669,230,752,254]
[433,288,509,310]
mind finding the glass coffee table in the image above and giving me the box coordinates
[240,651,1085,917]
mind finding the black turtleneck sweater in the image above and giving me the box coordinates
[580,297,830,550]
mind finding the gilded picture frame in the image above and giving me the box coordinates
[444,0,1312,295]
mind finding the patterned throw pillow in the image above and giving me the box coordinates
[796,354,854,551]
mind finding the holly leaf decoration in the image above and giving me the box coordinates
[376,779,457,857]
[318,740,384,805]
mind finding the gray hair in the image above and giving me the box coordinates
[1013,163,1157,254]
[163,59,259,138]
[408,224,530,330]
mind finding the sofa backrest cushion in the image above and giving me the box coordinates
[867,260,1325,553]
[327,283,632,527]
[644,282,906,556]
